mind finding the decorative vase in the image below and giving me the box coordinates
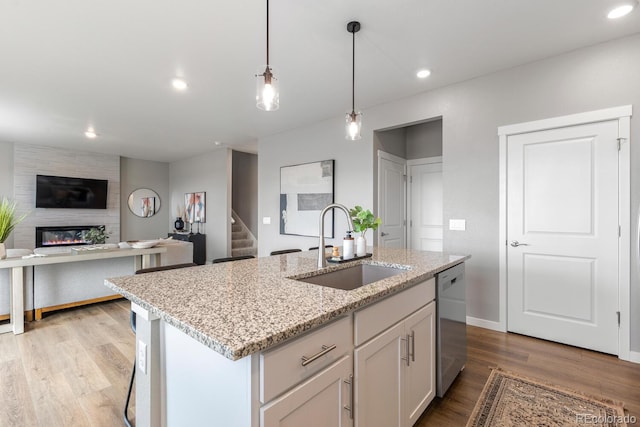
[356,235,367,257]
[174,217,185,231]
[0,242,6,260]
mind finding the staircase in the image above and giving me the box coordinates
[231,211,257,258]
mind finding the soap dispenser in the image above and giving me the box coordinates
[343,231,354,260]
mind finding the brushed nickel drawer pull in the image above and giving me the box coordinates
[344,374,354,419]
[301,344,337,366]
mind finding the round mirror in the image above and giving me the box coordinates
[127,188,161,218]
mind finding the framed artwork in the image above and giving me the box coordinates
[280,159,334,237]
[185,192,206,223]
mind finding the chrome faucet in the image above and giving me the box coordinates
[317,203,355,268]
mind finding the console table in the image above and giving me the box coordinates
[0,247,165,335]
[168,233,206,264]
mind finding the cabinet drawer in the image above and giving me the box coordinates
[354,278,435,346]
[260,315,352,403]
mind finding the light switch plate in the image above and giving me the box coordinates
[262,217,271,225]
[449,219,466,231]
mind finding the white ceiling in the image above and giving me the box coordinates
[1,0,638,162]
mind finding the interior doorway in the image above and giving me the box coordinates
[374,118,443,249]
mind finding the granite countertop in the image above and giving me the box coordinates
[104,247,469,361]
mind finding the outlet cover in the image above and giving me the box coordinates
[449,219,466,231]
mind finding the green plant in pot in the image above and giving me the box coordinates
[84,226,111,245]
[0,197,28,260]
[349,206,382,257]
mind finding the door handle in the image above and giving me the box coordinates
[381,232,389,237]
[510,240,529,247]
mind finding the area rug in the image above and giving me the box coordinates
[466,368,628,427]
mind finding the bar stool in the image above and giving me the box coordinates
[269,249,301,255]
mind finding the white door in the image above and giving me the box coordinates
[409,160,443,251]
[354,321,404,427]
[507,120,619,355]
[378,152,406,248]
[404,302,436,427]
[261,356,353,427]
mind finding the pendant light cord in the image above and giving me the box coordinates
[351,28,355,113]
[266,0,270,66]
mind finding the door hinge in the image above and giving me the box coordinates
[617,138,625,151]
[619,225,621,237]
[617,311,621,327]
[403,174,407,182]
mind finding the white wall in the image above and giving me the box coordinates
[170,148,231,262]
[258,33,640,352]
[13,144,120,249]
[121,157,170,241]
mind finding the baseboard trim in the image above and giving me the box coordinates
[35,294,124,320]
[466,316,505,332]
[0,310,34,322]
[628,351,640,364]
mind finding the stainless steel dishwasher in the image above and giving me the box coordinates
[436,263,467,397]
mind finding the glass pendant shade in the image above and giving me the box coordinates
[345,111,362,140]
[256,65,279,111]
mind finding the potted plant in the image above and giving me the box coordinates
[349,206,382,256]
[0,197,28,260]
[84,226,111,245]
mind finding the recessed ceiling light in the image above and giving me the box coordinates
[172,78,188,91]
[214,141,222,146]
[85,128,97,139]
[607,1,637,18]
[416,69,431,79]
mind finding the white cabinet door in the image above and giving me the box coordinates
[404,303,436,427]
[354,321,405,427]
[355,303,436,427]
[261,356,353,427]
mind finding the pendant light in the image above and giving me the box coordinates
[345,21,362,140]
[256,0,279,111]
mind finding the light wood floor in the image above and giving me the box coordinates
[1,300,639,426]
[0,299,135,427]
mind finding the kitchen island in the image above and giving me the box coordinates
[105,247,468,427]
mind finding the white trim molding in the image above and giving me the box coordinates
[498,105,633,362]
[466,316,504,332]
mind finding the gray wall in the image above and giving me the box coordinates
[120,157,170,241]
[170,148,231,262]
[406,120,443,160]
[232,151,259,237]
[374,128,406,159]
[0,141,15,247]
[259,121,372,255]
[13,144,121,249]
[259,33,640,352]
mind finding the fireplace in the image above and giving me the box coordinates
[35,225,103,248]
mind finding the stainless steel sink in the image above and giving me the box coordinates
[294,264,407,290]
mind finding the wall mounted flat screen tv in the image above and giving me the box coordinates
[36,175,108,209]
